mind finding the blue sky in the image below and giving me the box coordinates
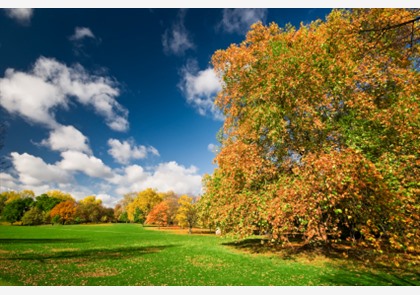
[0,8,333,207]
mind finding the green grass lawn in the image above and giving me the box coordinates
[0,223,418,286]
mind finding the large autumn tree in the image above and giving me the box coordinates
[202,9,419,251]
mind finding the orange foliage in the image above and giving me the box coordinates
[145,201,170,227]
[50,200,77,225]
[202,9,419,251]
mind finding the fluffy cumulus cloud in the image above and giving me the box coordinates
[219,8,267,35]
[113,162,202,196]
[107,138,159,165]
[4,8,34,25]
[58,151,114,179]
[0,172,21,192]
[41,125,91,154]
[179,60,223,120]
[162,9,195,56]
[11,152,72,186]
[144,162,202,195]
[69,27,96,41]
[0,56,129,132]
[0,68,66,128]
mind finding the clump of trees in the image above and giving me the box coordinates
[113,188,199,232]
[0,190,115,225]
[200,8,419,252]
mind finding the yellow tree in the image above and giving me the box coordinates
[50,200,77,225]
[113,192,135,222]
[126,188,163,223]
[46,190,75,201]
[176,195,198,234]
[2,190,35,204]
[79,195,102,205]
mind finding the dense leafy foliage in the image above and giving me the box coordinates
[50,200,78,225]
[2,197,34,224]
[125,188,163,223]
[0,190,116,225]
[176,195,199,234]
[201,9,419,251]
[145,200,170,227]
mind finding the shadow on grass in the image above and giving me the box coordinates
[0,244,177,263]
[0,238,87,244]
[324,267,419,286]
[222,237,420,286]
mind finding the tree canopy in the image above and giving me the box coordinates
[201,8,419,251]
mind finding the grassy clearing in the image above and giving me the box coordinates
[0,223,418,286]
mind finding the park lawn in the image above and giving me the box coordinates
[0,223,418,286]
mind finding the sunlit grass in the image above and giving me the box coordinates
[0,224,418,286]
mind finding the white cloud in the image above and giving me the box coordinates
[68,27,99,57]
[41,125,91,154]
[219,8,267,34]
[107,138,159,165]
[4,8,33,25]
[162,9,195,56]
[11,152,72,186]
[179,60,223,120]
[142,161,202,196]
[0,69,66,128]
[0,172,20,192]
[96,193,116,207]
[113,161,202,196]
[58,150,114,179]
[69,27,95,41]
[0,56,129,132]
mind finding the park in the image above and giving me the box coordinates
[0,223,418,286]
[0,8,419,287]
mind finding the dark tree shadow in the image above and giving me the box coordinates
[0,238,87,244]
[222,237,420,286]
[0,244,177,262]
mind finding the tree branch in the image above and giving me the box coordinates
[359,16,420,33]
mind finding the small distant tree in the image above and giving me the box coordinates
[2,197,34,224]
[21,207,44,226]
[145,201,170,227]
[176,195,198,234]
[76,196,103,223]
[162,191,180,226]
[118,211,129,223]
[50,200,77,225]
[100,207,115,223]
[133,207,145,224]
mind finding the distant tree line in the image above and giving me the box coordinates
[0,188,202,233]
[0,190,113,225]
